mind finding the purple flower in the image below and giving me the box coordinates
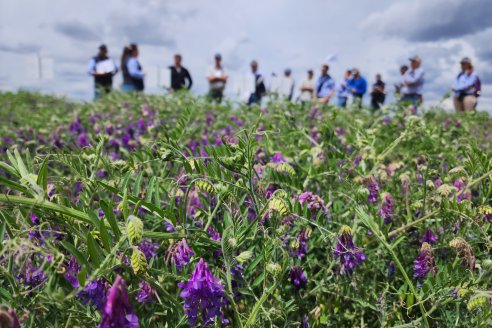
[387,261,395,279]
[136,280,154,303]
[333,226,366,275]
[76,133,91,148]
[164,222,176,232]
[289,265,307,290]
[413,242,437,280]
[99,275,139,328]
[138,239,158,260]
[0,307,21,328]
[271,152,286,163]
[17,259,47,288]
[296,230,309,260]
[79,279,108,310]
[178,258,228,327]
[298,192,329,219]
[166,239,194,271]
[366,176,379,204]
[379,193,394,224]
[422,229,438,245]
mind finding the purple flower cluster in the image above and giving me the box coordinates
[289,265,307,289]
[136,280,154,303]
[379,193,394,224]
[422,229,438,245]
[99,275,139,328]
[166,239,194,271]
[178,258,228,327]
[366,176,379,204]
[296,230,309,260]
[413,242,437,280]
[333,226,366,275]
[138,239,158,260]
[298,192,329,219]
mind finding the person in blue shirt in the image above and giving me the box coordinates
[348,68,367,108]
[87,44,118,99]
[121,44,144,92]
[336,70,352,108]
[315,64,336,104]
[452,57,479,112]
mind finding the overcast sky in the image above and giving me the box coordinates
[1,0,491,111]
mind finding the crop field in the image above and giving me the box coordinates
[0,91,491,327]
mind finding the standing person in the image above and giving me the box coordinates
[394,65,408,98]
[169,54,192,92]
[87,44,118,99]
[121,44,144,92]
[207,53,228,103]
[298,69,315,105]
[370,74,386,110]
[401,56,424,105]
[248,60,266,106]
[275,68,295,101]
[348,68,367,107]
[452,57,479,112]
[315,64,336,104]
[336,70,352,108]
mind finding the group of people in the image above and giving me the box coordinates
[88,44,482,112]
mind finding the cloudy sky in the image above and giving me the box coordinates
[1,0,491,111]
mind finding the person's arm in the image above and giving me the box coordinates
[127,58,144,79]
[112,60,119,75]
[404,69,424,86]
[185,69,193,89]
[87,58,96,76]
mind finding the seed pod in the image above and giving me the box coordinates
[195,180,216,194]
[131,247,148,275]
[269,198,289,216]
[467,296,489,311]
[127,215,144,245]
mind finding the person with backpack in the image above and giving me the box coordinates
[121,44,144,92]
[87,44,118,99]
[315,64,336,104]
[452,57,479,112]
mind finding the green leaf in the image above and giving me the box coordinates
[36,155,49,192]
[61,241,91,268]
[101,200,121,239]
[252,272,265,287]
[86,231,103,268]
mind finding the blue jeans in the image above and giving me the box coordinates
[337,97,348,108]
[401,94,420,105]
[121,83,136,92]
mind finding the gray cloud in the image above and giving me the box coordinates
[0,43,41,54]
[54,21,100,42]
[112,18,175,47]
[362,0,492,42]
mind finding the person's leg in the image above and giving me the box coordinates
[463,95,477,112]
[453,97,464,112]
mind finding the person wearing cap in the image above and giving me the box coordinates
[370,74,386,110]
[336,70,352,108]
[298,69,315,105]
[401,55,425,105]
[248,60,266,106]
[207,53,228,103]
[169,54,192,93]
[452,57,479,112]
[121,44,145,92]
[87,44,118,99]
[274,68,295,101]
[315,64,336,105]
[347,68,367,108]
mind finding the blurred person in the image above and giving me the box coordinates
[370,74,386,110]
[248,60,266,105]
[348,68,367,107]
[169,54,192,92]
[273,68,295,101]
[336,70,352,108]
[394,65,408,97]
[87,44,118,99]
[315,64,336,104]
[207,53,228,103]
[401,56,424,105]
[298,69,315,105]
[452,57,479,112]
[121,44,144,92]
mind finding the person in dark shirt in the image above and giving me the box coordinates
[370,74,386,110]
[248,60,266,106]
[87,44,118,99]
[169,54,192,92]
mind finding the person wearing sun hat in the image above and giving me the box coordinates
[401,55,425,105]
[452,57,479,112]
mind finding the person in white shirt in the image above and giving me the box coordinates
[394,65,408,98]
[336,70,352,108]
[87,44,118,99]
[452,57,479,112]
[207,53,228,103]
[401,55,425,105]
[298,70,315,105]
[273,68,295,101]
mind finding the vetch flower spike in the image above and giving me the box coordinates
[99,275,139,328]
[333,225,366,275]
